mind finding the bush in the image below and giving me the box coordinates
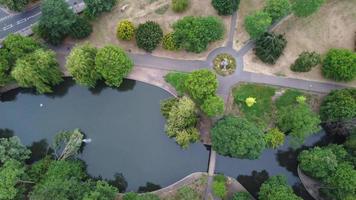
[0,50,11,86]
[322,48,356,82]
[264,128,285,149]
[244,11,272,39]
[11,49,63,94]
[95,45,133,87]
[164,72,189,96]
[211,0,240,16]
[66,43,99,88]
[136,21,163,52]
[83,181,118,200]
[211,116,266,159]
[233,192,252,200]
[184,69,218,102]
[176,186,199,200]
[172,0,189,13]
[172,16,224,53]
[212,175,227,198]
[0,0,29,11]
[264,0,291,21]
[69,17,93,39]
[201,95,225,117]
[254,32,287,64]
[117,20,135,41]
[160,98,179,118]
[291,51,321,72]
[292,0,325,17]
[162,33,179,51]
[84,0,117,19]
[258,175,302,200]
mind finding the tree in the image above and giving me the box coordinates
[264,128,285,149]
[211,116,266,159]
[254,32,287,64]
[211,0,240,15]
[52,129,84,160]
[277,103,321,147]
[160,98,179,118]
[11,49,63,94]
[66,43,99,88]
[322,48,356,82]
[135,21,163,52]
[232,192,252,200]
[323,163,356,200]
[117,20,135,41]
[0,49,11,86]
[84,0,117,19]
[95,45,133,87]
[123,192,138,200]
[0,0,29,11]
[184,69,218,102]
[258,175,302,200]
[201,95,225,117]
[263,0,291,22]
[30,160,89,200]
[38,0,76,45]
[290,51,321,72]
[172,0,189,13]
[244,11,272,39]
[162,33,179,51]
[172,16,224,53]
[69,17,93,39]
[0,160,26,200]
[83,181,118,200]
[176,186,199,200]
[165,96,199,149]
[0,136,31,164]
[292,0,325,17]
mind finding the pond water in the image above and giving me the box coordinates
[0,79,209,191]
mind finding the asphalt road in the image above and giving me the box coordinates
[0,0,83,39]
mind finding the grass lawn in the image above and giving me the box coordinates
[233,84,276,129]
[275,89,309,109]
[164,72,189,96]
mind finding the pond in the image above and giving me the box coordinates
[0,79,209,191]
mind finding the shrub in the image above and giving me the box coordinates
[117,20,135,41]
[211,116,266,159]
[176,186,199,200]
[244,11,272,39]
[136,21,163,52]
[0,0,29,11]
[160,98,179,118]
[212,0,240,16]
[164,72,189,95]
[184,69,218,102]
[172,16,224,53]
[11,49,63,94]
[258,176,302,200]
[201,95,225,117]
[322,48,356,82]
[83,181,118,200]
[84,0,117,19]
[69,17,93,39]
[213,53,236,76]
[66,43,99,88]
[212,175,227,198]
[0,50,11,86]
[172,0,189,13]
[233,192,252,200]
[264,0,291,21]
[290,51,321,72]
[264,128,285,149]
[254,32,287,64]
[292,0,325,17]
[162,33,179,51]
[95,45,133,87]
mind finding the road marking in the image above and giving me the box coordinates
[3,24,13,31]
[16,18,27,24]
[26,12,41,20]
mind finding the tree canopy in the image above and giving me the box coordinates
[211,0,240,16]
[258,175,302,200]
[95,45,133,87]
[264,0,291,21]
[244,11,272,39]
[84,0,117,19]
[254,32,287,64]
[184,69,218,102]
[0,159,26,200]
[201,95,225,117]
[0,0,29,11]
[135,21,163,52]
[83,180,118,200]
[322,48,356,82]
[0,136,31,164]
[211,116,266,159]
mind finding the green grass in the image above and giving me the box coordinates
[164,72,189,96]
[275,89,307,109]
[233,84,275,129]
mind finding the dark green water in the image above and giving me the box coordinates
[0,79,209,191]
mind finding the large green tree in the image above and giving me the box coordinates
[38,0,76,45]
[211,0,240,15]
[172,16,224,53]
[83,180,118,200]
[201,95,225,117]
[84,0,117,19]
[95,45,133,87]
[211,116,266,159]
[322,48,356,82]
[277,103,321,146]
[66,43,99,88]
[254,32,287,64]
[11,49,63,94]
[292,0,325,17]
[184,69,218,102]
[0,160,26,200]
[244,11,272,39]
[0,0,29,11]
[264,0,291,21]
[0,136,31,164]
[258,175,302,200]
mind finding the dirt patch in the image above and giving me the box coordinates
[244,0,356,87]
[81,0,231,60]
[233,0,266,51]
